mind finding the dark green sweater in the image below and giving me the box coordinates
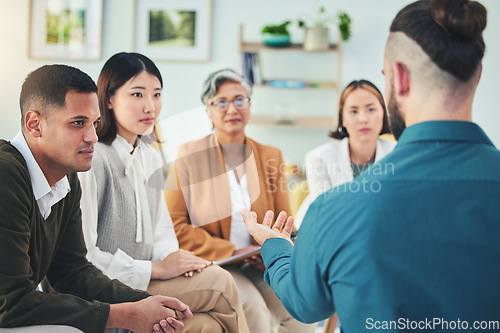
[0,140,150,332]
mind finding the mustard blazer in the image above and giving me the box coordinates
[164,134,291,261]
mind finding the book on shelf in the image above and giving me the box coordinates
[252,52,262,84]
[241,52,262,85]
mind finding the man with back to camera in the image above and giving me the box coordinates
[0,64,192,333]
[241,0,500,332]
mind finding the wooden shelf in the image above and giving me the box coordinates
[249,115,334,129]
[240,41,339,53]
[253,81,338,90]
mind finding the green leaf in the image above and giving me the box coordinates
[261,20,291,35]
[337,11,352,41]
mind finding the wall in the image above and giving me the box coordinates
[1,0,499,167]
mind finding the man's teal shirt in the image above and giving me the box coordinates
[262,121,500,332]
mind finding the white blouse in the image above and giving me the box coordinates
[226,167,252,250]
[78,136,179,290]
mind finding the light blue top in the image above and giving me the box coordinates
[261,121,500,332]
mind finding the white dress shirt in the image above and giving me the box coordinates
[78,136,179,290]
[11,132,70,219]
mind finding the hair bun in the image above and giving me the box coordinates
[431,0,486,40]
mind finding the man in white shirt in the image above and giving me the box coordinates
[0,64,192,333]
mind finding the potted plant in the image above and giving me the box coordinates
[298,7,351,51]
[261,21,292,47]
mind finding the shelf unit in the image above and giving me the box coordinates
[252,81,339,90]
[239,41,340,53]
[250,115,334,128]
[239,25,342,129]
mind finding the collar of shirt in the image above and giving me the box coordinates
[396,121,494,148]
[110,135,164,181]
[10,131,70,219]
[112,135,144,165]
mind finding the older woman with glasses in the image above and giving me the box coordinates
[165,68,317,333]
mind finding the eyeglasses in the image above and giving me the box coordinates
[209,97,250,113]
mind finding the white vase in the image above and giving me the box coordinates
[303,27,329,51]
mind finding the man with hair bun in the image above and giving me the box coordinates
[241,0,500,332]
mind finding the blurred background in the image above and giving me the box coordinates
[1,0,499,169]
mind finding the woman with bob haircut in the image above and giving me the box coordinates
[78,53,249,333]
[165,68,317,333]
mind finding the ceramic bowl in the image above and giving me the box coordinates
[261,33,291,47]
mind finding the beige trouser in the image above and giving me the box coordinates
[147,265,249,333]
[226,263,318,333]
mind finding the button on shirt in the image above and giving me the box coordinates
[261,121,500,332]
[10,132,70,219]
